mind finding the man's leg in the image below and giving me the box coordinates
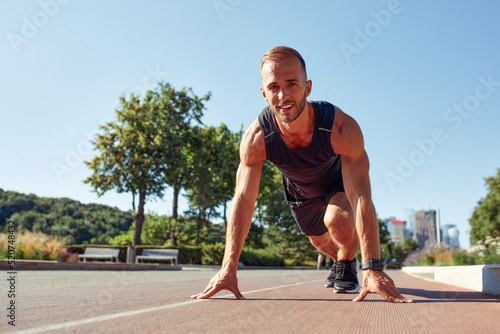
[308,192,358,261]
[323,192,359,260]
[308,192,360,292]
[309,233,339,261]
[309,235,338,287]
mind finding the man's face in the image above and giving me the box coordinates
[260,57,312,123]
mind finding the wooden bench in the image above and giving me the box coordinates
[136,249,179,266]
[78,247,120,262]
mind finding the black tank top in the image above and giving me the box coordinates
[257,101,342,201]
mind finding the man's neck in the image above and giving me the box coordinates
[275,102,314,149]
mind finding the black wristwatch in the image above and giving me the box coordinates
[361,259,384,271]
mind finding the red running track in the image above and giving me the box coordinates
[2,268,499,333]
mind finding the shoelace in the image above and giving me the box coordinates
[336,260,356,278]
[327,263,337,280]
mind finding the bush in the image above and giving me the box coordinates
[0,231,65,261]
[482,246,500,265]
[421,253,434,266]
[201,243,225,265]
[108,231,133,247]
[239,249,285,267]
[178,246,203,264]
[182,244,286,267]
[57,248,79,262]
[402,249,427,266]
[452,251,478,265]
[402,242,499,267]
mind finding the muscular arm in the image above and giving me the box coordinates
[331,109,379,264]
[222,125,265,272]
[332,108,412,303]
[191,120,265,299]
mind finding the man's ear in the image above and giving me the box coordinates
[260,86,267,101]
[305,80,312,97]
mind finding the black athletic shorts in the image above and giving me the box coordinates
[284,182,345,236]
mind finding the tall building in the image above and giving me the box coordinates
[389,219,406,244]
[413,210,437,249]
[442,224,460,248]
[403,209,414,238]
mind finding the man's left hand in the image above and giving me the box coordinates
[352,269,414,303]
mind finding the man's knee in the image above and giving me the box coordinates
[324,205,354,233]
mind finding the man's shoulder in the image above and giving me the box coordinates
[240,120,266,164]
[330,107,364,157]
[243,119,264,142]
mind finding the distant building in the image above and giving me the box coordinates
[442,224,460,248]
[390,219,406,244]
[384,216,396,236]
[403,209,414,238]
[413,210,437,249]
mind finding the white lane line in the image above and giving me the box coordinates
[8,278,324,334]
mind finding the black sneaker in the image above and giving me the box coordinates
[333,258,360,293]
[325,261,337,287]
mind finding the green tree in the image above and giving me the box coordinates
[85,92,165,248]
[141,213,171,245]
[184,124,241,244]
[378,219,391,245]
[150,83,210,246]
[210,124,242,231]
[109,213,172,246]
[470,169,500,245]
[378,219,392,262]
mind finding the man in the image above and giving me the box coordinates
[191,46,412,303]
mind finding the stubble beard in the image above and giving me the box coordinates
[270,92,307,124]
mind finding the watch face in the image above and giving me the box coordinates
[373,259,384,270]
[363,259,384,270]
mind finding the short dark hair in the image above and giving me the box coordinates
[260,46,307,76]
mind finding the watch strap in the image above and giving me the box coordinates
[361,259,384,271]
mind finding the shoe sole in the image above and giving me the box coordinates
[333,285,360,294]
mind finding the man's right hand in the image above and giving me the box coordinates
[190,269,245,300]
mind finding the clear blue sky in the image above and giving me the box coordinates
[2,1,500,249]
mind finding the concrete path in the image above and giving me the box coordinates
[2,268,499,333]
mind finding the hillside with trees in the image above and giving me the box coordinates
[0,188,133,244]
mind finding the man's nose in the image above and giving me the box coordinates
[278,87,290,100]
